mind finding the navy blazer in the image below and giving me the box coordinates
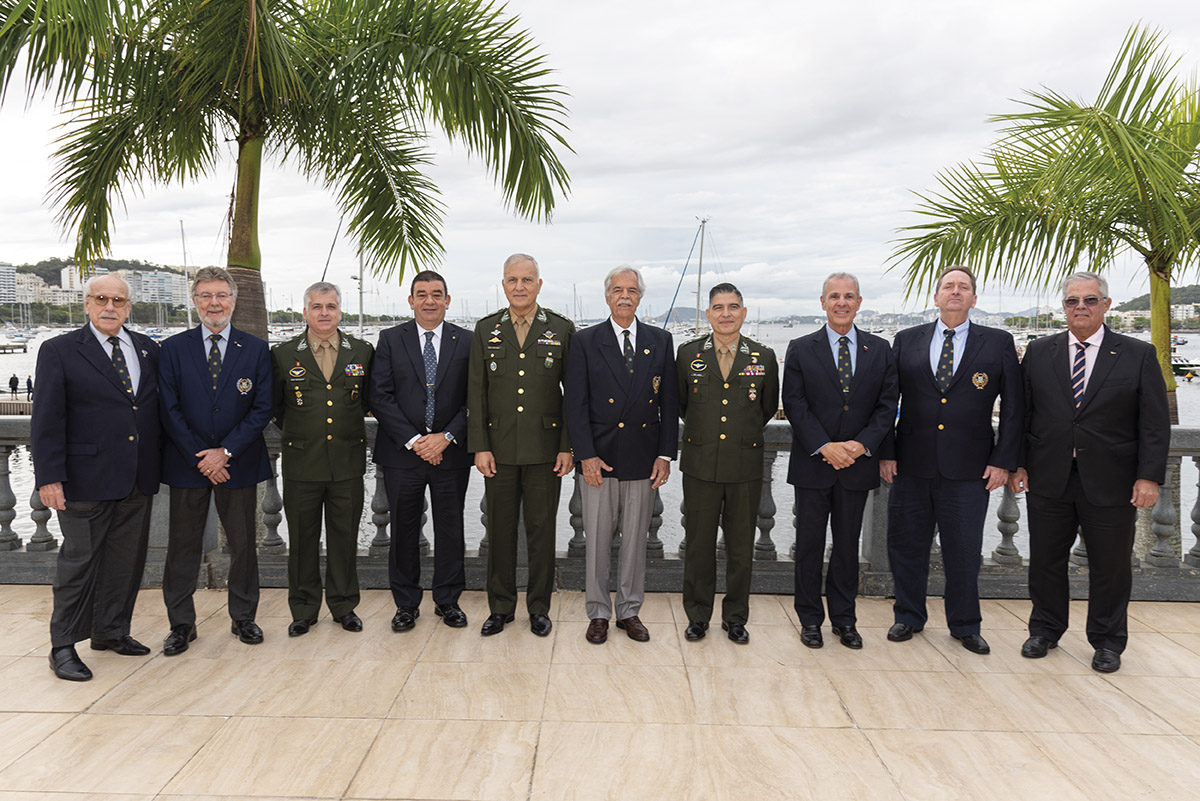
[565,319,679,480]
[1020,328,1168,504]
[31,325,161,501]
[370,320,472,471]
[158,325,273,489]
[880,321,1022,479]
[783,326,898,491]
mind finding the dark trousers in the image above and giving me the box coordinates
[284,477,363,619]
[163,484,260,627]
[484,462,561,616]
[793,484,869,627]
[384,463,470,609]
[887,473,987,636]
[682,473,761,626]
[50,487,153,647]
[1027,464,1136,653]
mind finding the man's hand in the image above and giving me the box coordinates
[208,466,230,485]
[554,451,574,477]
[475,451,496,478]
[650,457,671,489]
[1008,468,1029,495]
[38,482,65,511]
[412,434,450,465]
[879,459,897,483]
[1131,478,1159,508]
[581,456,612,488]
[195,448,230,481]
[982,465,1009,492]
[819,442,855,470]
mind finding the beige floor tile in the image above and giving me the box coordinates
[688,665,852,727]
[847,596,897,628]
[0,794,152,801]
[679,624,820,669]
[89,657,267,716]
[0,586,54,617]
[1128,601,1200,633]
[555,589,674,622]
[0,655,147,713]
[1107,675,1200,735]
[350,719,537,801]
[390,661,550,720]
[867,729,1090,801]
[664,591,793,626]
[421,617,557,663]
[0,713,73,771]
[0,615,48,657]
[919,597,1034,632]
[810,626,958,672]
[552,620,684,666]
[164,716,381,797]
[1163,631,1200,659]
[1031,731,1200,800]
[973,672,1176,734]
[180,611,435,662]
[1059,632,1200,677]
[455,589,496,621]
[927,627,1094,674]
[831,670,1017,731]
[997,598,1153,632]
[237,658,412,717]
[0,714,224,795]
[248,587,293,618]
[543,663,694,723]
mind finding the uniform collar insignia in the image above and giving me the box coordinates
[536,307,547,322]
[702,336,713,350]
[740,340,750,354]
[341,336,351,349]
[297,339,308,351]
[500,309,511,322]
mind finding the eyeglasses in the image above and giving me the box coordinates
[88,294,129,308]
[1063,296,1103,308]
[194,292,233,302]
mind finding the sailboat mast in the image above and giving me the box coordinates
[696,217,708,330]
[180,220,192,328]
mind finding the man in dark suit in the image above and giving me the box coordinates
[1009,271,1168,673]
[32,272,160,681]
[370,270,472,632]
[784,273,897,649]
[566,266,678,644]
[879,265,1022,655]
[158,267,273,655]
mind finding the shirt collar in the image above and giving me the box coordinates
[825,325,856,348]
[307,329,340,350]
[417,321,445,340]
[1068,325,1106,349]
[89,322,131,348]
[936,318,970,337]
[202,324,229,340]
[609,316,638,340]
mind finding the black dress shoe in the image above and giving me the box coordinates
[831,625,863,650]
[1092,648,1121,673]
[334,612,363,632]
[953,633,991,655]
[89,635,151,656]
[163,624,197,656]
[49,645,92,681]
[530,613,553,637]
[799,624,823,649]
[887,623,921,642]
[722,621,749,644]
[288,618,317,637]
[231,619,263,644]
[684,620,709,641]
[1021,635,1058,659]
[392,606,419,632]
[435,603,468,628]
[481,613,514,636]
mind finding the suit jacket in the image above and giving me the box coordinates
[880,321,1022,479]
[783,325,898,491]
[1020,327,1168,504]
[158,325,273,489]
[31,324,161,501]
[565,319,679,480]
[371,320,472,471]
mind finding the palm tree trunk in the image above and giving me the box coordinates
[228,133,268,340]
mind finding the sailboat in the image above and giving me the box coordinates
[665,217,711,339]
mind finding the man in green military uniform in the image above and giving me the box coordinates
[272,281,374,636]
[468,253,574,637]
[677,282,779,644]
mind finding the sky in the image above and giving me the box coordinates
[2,0,1200,322]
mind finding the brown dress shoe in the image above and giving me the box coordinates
[616,616,650,642]
[586,618,609,644]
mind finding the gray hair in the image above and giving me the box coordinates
[303,281,342,307]
[83,271,132,300]
[821,272,861,297]
[191,266,238,297]
[1062,271,1109,300]
[503,253,539,277]
[604,265,645,295]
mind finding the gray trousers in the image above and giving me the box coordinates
[582,476,652,620]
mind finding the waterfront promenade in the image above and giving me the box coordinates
[2,585,1200,800]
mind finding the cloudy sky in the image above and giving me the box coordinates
[2,0,1199,321]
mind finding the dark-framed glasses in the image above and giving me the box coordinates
[1063,296,1103,308]
[195,292,233,302]
[88,294,129,308]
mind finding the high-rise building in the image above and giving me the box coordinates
[0,263,15,303]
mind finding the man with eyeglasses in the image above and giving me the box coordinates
[1008,271,1168,674]
[158,267,273,655]
[32,273,161,681]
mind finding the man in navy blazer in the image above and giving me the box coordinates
[158,267,273,655]
[370,270,473,632]
[784,273,898,649]
[879,266,1022,655]
[566,266,678,644]
[32,272,161,681]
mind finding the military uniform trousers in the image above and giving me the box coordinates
[284,477,363,619]
[682,473,761,625]
[485,462,561,617]
[582,476,653,621]
[163,484,259,628]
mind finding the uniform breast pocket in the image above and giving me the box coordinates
[536,345,561,374]
[287,378,312,407]
[687,372,711,402]
[736,375,762,406]
[484,345,507,376]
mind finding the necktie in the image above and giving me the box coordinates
[623,329,634,375]
[838,335,852,394]
[717,345,733,380]
[514,316,529,347]
[423,330,437,431]
[208,333,222,391]
[316,340,335,381]
[107,336,134,396]
[936,328,955,392]
[1072,342,1089,407]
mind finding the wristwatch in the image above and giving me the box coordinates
[223,447,233,458]
[443,432,454,443]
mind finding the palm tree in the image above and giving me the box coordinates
[889,25,1200,411]
[0,0,571,337]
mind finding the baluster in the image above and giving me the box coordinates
[259,451,285,554]
[27,487,57,551]
[790,496,797,560]
[646,488,664,559]
[0,445,17,551]
[567,472,585,557]
[755,450,778,560]
[478,488,489,557]
[1069,532,1088,567]
[418,494,430,557]
[1186,455,1200,567]
[1146,473,1179,567]
[991,485,1022,565]
[677,496,687,557]
[368,469,390,557]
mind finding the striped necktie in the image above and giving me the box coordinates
[1072,342,1089,407]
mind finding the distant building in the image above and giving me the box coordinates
[127,270,188,305]
[15,273,46,304]
[1170,303,1199,322]
[60,265,108,290]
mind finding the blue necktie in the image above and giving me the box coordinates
[1072,342,1089,408]
[108,336,134,396]
[423,330,437,431]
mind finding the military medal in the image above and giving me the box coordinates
[971,372,989,389]
[653,375,661,394]
[489,360,498,371]
[237,378,252,395]
[749,388,758,401]
[545,356,554,368]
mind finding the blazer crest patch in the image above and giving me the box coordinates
[237,378,252,395]
[971,371,989,389]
